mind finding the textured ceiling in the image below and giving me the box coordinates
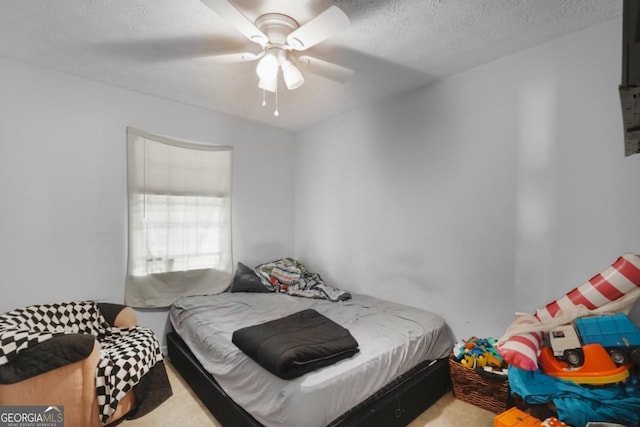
[0,0,622,130]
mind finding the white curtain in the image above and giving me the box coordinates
[125,127,233,307]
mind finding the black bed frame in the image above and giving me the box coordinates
[167,331,452,427]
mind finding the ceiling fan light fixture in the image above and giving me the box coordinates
[258,76,277,93]
[201,1,353,117]
[256,52,279,80]
[282,60,304,90]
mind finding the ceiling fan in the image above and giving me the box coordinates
[200,0,354,116]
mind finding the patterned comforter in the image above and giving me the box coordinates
[255,257,352,301]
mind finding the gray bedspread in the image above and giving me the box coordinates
[170,292,455,427]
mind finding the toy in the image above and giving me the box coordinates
[548,313,640,366]
[540,313,640,385]
[494,407,570,427]
[452,336,507,373]
[539,344,631,385]
[497,254,640,371]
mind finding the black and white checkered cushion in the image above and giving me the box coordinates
[96,326,163,421]
[0,301,163,423]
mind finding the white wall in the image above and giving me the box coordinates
[3,16,640,349]
[0,57,295,346]
[294,17,640,339]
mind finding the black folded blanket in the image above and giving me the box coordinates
[232,309,359,379]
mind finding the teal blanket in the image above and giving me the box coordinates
[508,366,640,427]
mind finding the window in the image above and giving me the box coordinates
[125,127,232,307]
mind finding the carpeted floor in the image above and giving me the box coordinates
[121,360,496,426]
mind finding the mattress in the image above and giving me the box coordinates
[169,292,455,427]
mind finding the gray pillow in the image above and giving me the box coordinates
[230,262,272,293]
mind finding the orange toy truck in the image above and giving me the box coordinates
[540,313,640,385]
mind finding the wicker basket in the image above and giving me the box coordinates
[449,355,514,414]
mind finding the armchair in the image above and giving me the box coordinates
[0,302,171,427]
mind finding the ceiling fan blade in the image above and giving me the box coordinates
[194,51,263,64]
[286,6,350,51]
[201,0,269,46]
[296,55,354,83]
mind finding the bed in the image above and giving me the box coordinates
[168,292,455,427]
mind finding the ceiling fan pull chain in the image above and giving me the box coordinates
[262,89,266,107]
[274,81,279,117]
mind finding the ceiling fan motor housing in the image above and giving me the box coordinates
[255,13,299,47]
